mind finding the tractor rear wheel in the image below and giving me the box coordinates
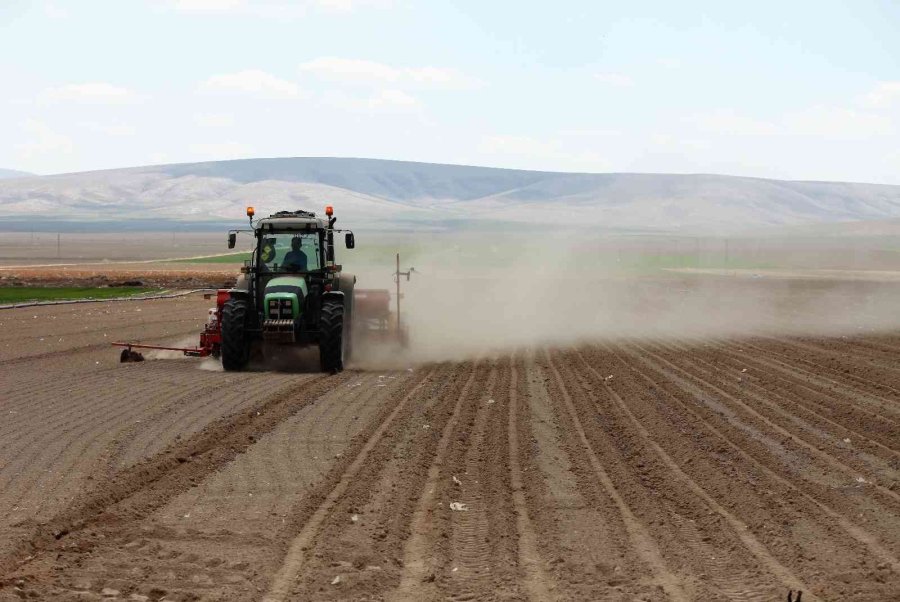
[221,298,250,371]
[319,298,345,373]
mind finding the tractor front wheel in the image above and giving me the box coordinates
[319,298,345,373]
[221,298,250,371]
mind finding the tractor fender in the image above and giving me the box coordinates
[322,290,345,305]
[226,289,250,300]
[233,273,250,291]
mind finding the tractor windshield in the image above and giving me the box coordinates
[257,232,322,272]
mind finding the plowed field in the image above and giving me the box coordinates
[1,295,899,601]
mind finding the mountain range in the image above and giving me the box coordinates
[0,168,33,180]
[2,157,900,232]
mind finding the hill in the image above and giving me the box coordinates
[2,157,900,231]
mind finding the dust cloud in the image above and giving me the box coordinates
[348,231,900,363]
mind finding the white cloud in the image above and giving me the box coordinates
[691,105,892,140]
[43,82,137,104]
[171,0,391,16]
[17,119,74,160]
[657,58,682,69]
[189,141,254,159]
[43,3,69,18]
[311,0,392,11]
[367,89,417,108]
[173,0,247,12]
[77,121,136,136]
[195,112,235,127]
[477,134,610,171]
[325,88,419,113]
[299,57,479,90]
[593,72,633,87]
[480,135,559,157]
[862,81,900,109]
[558,128,621,137]
[200,70,302,99]
[785,105,891,139]
[689,109,778,136]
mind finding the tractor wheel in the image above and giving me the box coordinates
[221,298,250,371]
[319,298,345,373]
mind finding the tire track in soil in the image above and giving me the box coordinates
[507,356,554,601]
[282,363,479,601]
[435,360,520,601]
[154,371,389,533]
[524,352,645,600]
[47,369,434,602]
[0,363,302,546]
[0,371,345,586]
[633,341,900,508]
[568,346,815,599]
[540,348,689,602]
[389,360,486,601]
[262,364,453,601]
[603,343,900,584]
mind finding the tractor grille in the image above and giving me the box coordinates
[268,298,293,319]
[263,319,295,342]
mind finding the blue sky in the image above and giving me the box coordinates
[1,0,898,183]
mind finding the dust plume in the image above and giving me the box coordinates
[348,231,900,363]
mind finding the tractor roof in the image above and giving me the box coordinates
[256,209,327,231]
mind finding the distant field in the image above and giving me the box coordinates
[170,252,250,264]
[0,286,162,303]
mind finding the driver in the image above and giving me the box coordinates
[282,236,308,271]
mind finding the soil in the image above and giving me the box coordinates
[0,295,898,601]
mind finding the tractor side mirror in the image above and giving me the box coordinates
[345,232,355,249]
[228,232,236,249]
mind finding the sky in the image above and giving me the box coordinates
[0,0,898,183]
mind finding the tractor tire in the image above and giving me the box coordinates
[319,298,345,373]
[221,298,251,371]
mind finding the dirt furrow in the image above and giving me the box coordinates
[603,343,899,597]
[262,365,448,601]
[634,341,900,508]
[697,339,900,458]
[541,348,689,601]
[391,361,485,601]
[507,356,554,601]
[654,339,900,487]
[738,339,900,417]
[790,335,900,376]
[279,363,478,601]
[433,360,521,601]
[519,352,641,599]
[44,368,435,601]
[0,372,346,596]
[569,346,817,598]
[0,361,303,556]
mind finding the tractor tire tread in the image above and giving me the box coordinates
[221,298,250,371]
[319,299,344,373]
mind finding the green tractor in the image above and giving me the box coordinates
[222,205,356,373]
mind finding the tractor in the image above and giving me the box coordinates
[222,205,356,372]
[113,205,401,371]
